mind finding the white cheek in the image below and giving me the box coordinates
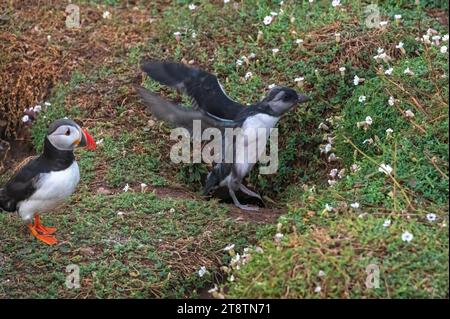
[73,129,81,143]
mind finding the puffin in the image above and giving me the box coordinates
[0,118,96,245]
[136,61,309,211]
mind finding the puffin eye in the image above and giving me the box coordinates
[65,128,71,136]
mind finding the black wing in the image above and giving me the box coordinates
[135,85,243,134]
[0,157,41,212]
[141,61,245,120]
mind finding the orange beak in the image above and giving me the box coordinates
[81,128,96,150]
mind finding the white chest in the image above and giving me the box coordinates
[242,113,279,133]
[18,161,80,220]
[233,114,279,178]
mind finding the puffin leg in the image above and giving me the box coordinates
[229,187,259,212]
[239,184,262,200]
[34,214,57,235]
[27,224,58,245]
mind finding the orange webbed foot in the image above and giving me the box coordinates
[28,224,58,245]
[34,214,57,235]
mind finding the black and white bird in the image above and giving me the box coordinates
[0,119,96,245]
[136,61,309,211]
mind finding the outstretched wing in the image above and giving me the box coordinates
[135,85,242,134]
[141,61,244,120]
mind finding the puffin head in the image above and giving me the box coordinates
[263,86,310,116]
[46,118,96,151]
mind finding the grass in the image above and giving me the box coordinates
[0,190,259,298]
[0,0,448,298]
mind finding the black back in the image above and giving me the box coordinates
[0,138,74,212]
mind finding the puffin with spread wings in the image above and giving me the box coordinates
[136,61,309,211]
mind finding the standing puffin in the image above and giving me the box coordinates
[0,118,96,245]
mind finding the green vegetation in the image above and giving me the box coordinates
[0,0,448,298]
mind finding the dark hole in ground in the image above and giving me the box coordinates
[0,130,35,177]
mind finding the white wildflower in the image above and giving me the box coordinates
[442,34,449,42]
[235,59,243,66]
[268,83,276,89]
[396,41,404,49]
[244,72,253,80]
[379,21,388,27]
[22,115,30,123]
[358,95,366,103]
[188,3,196,10]
[314,286,322,293]
[405,109,415,118]
[388,96,395,106]
[401,231,413,242]
[173,31,182,41]
[394,14,402,20]
[33,105,42,112]
[263,15,273,25]
[325,204,333,212]
[274,233,284,240]
[353,75,361,86]
[318,270,326,277]
[426,213,437,222]
[331,0,341,7]
[365,116,373,125]
[198,266,207,277]
[329,168,338,178]
[328,179,337,186]
[385,67,394,75]
[270,11,278,16]
[404,67,414,75]
[140,183,147,192]
[378,163,393,175]
[440,45,448,54]
[422,34,431,44]
[350,202,360,209]
[102,11,111,19]
[383,219,391,227]
[123,183,129,192]
[223,244,235,251]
